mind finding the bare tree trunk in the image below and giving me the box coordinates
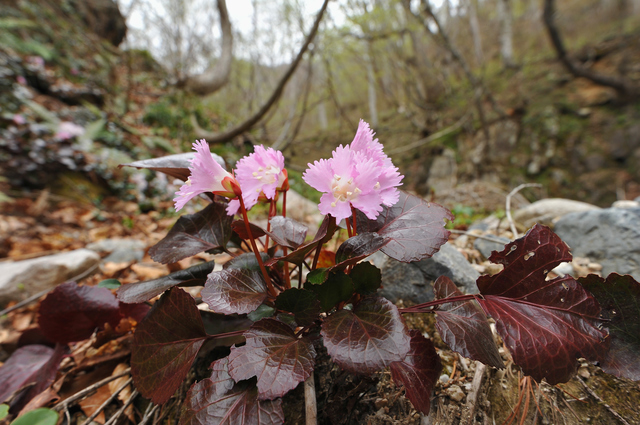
[184,0,233,96]
[498,0,516,68]
[412,0,491,145]
[192,0,330,143]
[366,53,379,128]
[466,0,484,66]
[543,0,637,99]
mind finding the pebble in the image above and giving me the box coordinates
[439,374,450,384]
[446,385,465,402]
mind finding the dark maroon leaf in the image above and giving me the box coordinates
[579,273,640,381]
[202,269,268,315]
[232,220,267,240]
[38,282,121,344]
[119,302,151,324]
[228,319,316,400]
[390,330,441,414]
[274,288,322,326]
[224,253,271,271]
[333,233,388,269]
[305,270,353,312]
[267,217,308,249]
[201,311,252,348]
[150,203,233,264]
[267,215,336,266]
[350,262,382,295]
[15,343,66,411]
[355,191,452,263]
[476,224,609,384]
[131,288,207,404]
[179,358,284,425]
[0,344,64,404]
[433,276,503,369]
[117,261,215,304]
[120,152,226,182]
[321,296,410,374]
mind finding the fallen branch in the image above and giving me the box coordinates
[53,368,131,412]
[577,377,630,425]
[505,183,541,238]
[386,114,469,155]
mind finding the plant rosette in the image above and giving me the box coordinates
[116,120,637,424]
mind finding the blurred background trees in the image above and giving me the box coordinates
[2,0,640,208]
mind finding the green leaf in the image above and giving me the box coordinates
[10,408,58,425]
[248,304,276,322]
[274,288,321,326]
[306,271,353,312]
[98,279,121,289]
[350,262,381,295]
[0,404,9,420]
[0,18,36,29]
[306,268,329,285]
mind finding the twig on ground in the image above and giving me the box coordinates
[304,374,317,425]
[139,403,159,425]
[79,377,132,425]
[505,183,541,238]
[460,362,486,425]
[103,389,139,425]
[53,368,131,412]
[578,377,630,425]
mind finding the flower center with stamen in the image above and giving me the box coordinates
[252,165,281,185]
[330,174,361,207]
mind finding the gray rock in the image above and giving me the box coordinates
[415,244,480,294]
[87,238,146,263]
[554,208,640,280]
[373,243,480,305]
[283,190,323,226]
[0,249,100,306]
[513,198,600,228]
[473,236,510,260]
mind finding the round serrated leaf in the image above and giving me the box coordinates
[321,296,410,374]
[228,319,316,400]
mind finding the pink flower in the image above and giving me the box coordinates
[303,122,403,221]
[12,114,26,125]
[226,145,288,215]
[174,140,239,211]
[55,121,85,140]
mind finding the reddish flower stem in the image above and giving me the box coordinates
[238,196,277,298]
[345,217,353,238]
[399,294,479,313]
[265,199,277,250]
[350,206,358,235]
[281,191,291,289]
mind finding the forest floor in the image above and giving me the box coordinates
[1,193,639,425]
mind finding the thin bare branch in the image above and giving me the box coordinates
[193,0,330,143]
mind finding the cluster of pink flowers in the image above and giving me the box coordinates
[174,140,288,215]
[302,120,403,221]
[174,120,402,221]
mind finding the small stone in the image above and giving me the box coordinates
[439,374,450,384]
[578,367,591,379]
[446,385,465,402]
[374,398,388,409]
